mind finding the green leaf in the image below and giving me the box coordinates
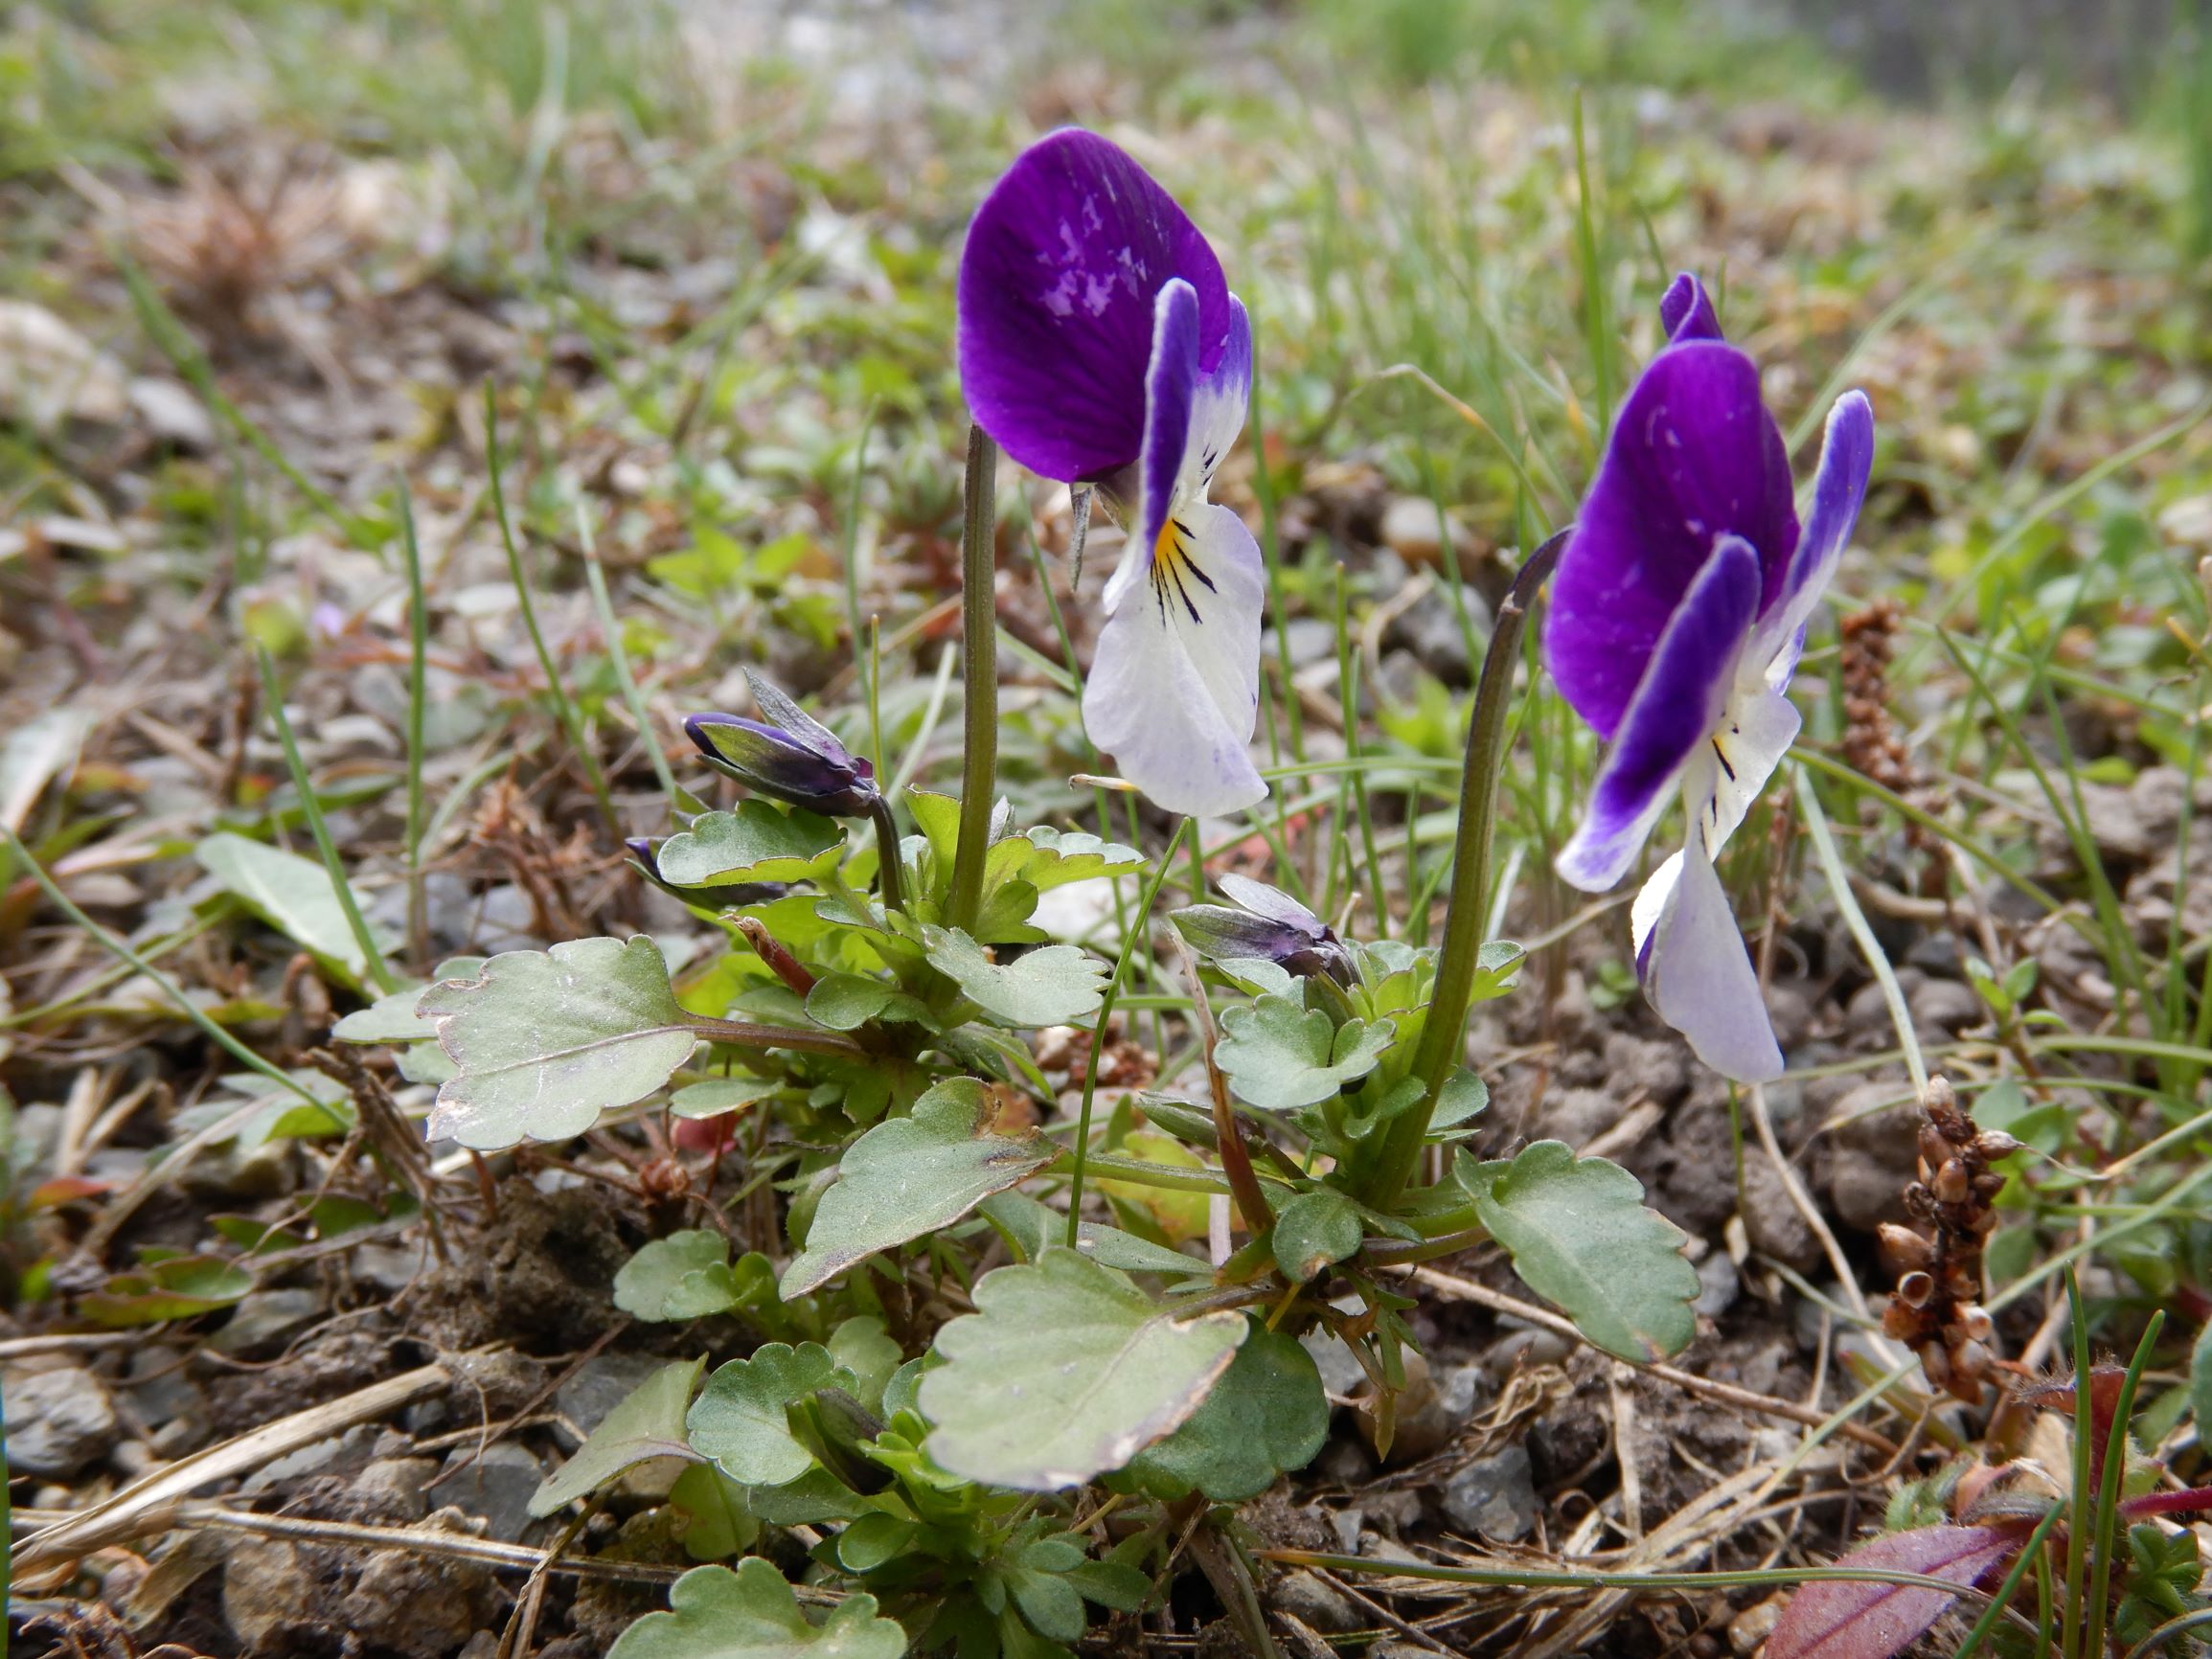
[687,1343,840,1487]
[671,1076,782,1120]
[605,1559,907,1659]
[331,981,434,1042]
[1469,940,1526,999]
[1214,994,1394,1110]
[82,1255,256,1326]
[417,937,698,1150]
[805,974,926,1032]
[920,1247,1246,1489]
[1269,1189,1363,1283]
[668,1462,760,1560]
[615,1231,744,1322]
[1426,1068,1491,1139]
[655,803,846,888]
[530,1358,702,1518]
[1456,1142,1698,1362]
[196,831,396,989]
[782,1078,1054,1297]
[1122,1322,1330,1501]
[921,926,1106,1028]
[827,1317,902,1414]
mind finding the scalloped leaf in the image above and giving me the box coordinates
[1122,1321,1330,1501]
[687,1343,843,1488]
[1214,994,1393,1110]
[615,1231,745,1322]
[1456,1141,1698,1361]
[605,1559,906,1659]
[782,1078,1054,1297]
[655,803,845,888]
[418,937,697,1150]
[920,1248,1246,1490]
[921,926,1106,1027]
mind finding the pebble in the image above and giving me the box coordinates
[1439,1444,1539,1539]
[223,1536,317,1650]
[1694,1250,1742,1318]
[6,1366,119,1478]
[1908,975,1985,1034]
[437,1443,544,1542]
[554,1352,669,1447]
[1738,1150,1819,1270]
[1729,1593,1789,1655]
[1273,1570,1363,1634]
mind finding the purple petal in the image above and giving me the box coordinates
[1556,536,1763,892]
[1137,279,1201,563]
[1545,342,1797,739]
[957,128,1231,485]
[1757,390,1875,682]
[1659,272,1722,343]
[1638,841,1784,1082]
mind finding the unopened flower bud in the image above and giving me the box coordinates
[1974,1129,2023,1160]
[685,673,880,818]
[1172,874,1357,989]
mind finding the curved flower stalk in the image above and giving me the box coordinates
[1546,274,1874,1082]
[959,127,1266,818]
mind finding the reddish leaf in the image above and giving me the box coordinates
[28,1176,109,1211]
[1767,1525,2016,1659]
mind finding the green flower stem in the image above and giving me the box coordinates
[1046,1149,1245,1199]
[1359,531,1567,1209]
[686,1014,866,1059]
[946,422,1000,936]
[254,645,402,996]
[1360,1224,1490,1266]
[1065,819,1191,1246]
[867,797,907,915]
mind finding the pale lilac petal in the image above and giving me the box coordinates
[1756,390,1875,681]
[1637,839,1784,1082]
[957,128,1230,484]
[1659,272,1722,343]
[1083,502,1266,816]
[1544,343,1797,739]
[1556,536,1763,892]
[1216,873,1322,932]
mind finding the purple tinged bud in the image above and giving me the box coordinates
[1171,873,1356,988]
[683,672,878,818]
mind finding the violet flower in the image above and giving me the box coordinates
[958,127,1266,818]
[1546,274,1874,1082]
[683,672,879,819]
[1173,874,1357,988]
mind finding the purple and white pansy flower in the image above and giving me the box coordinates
[1546,274,1875,1082]
[958,127,1267,819]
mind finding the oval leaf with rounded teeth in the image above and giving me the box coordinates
[782,1078,1054,1297]
[1456,1141,1699,1362]
[921,925,1106,1028]
[920,1247,1246,1490]
[687,1343,843,1488]
[1214,994,1393,1110]
[417,937,698,1151]
[655,803,846,888]
[615,1231,745,1323]
[605,1558,907,1659]
[1122,1321,1330,1501]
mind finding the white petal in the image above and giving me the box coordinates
[1083,501,1267,817]
[1705,682,1802,856]
[1641,839,1783,1083]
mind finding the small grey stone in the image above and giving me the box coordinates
[209,1288,322,1355]
[438,1443,544,1542]
[1908,976,1985,1035]
[223,1536,316,1651]
[1904,930,1963,974]
[5,1367,118,1478]
[1327,1507,1363,1555]
[1694,1250,1741,1318]
[353,1456,439,1521]
[1739,1151,1819,1270]
[1300,1329,1369,1398]
[1439,1444,1539,1539]
[1274,1569,1362,1634]
[1846,969,1925,1040]
[1266,617,1337,670]
[129,376,216,448]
